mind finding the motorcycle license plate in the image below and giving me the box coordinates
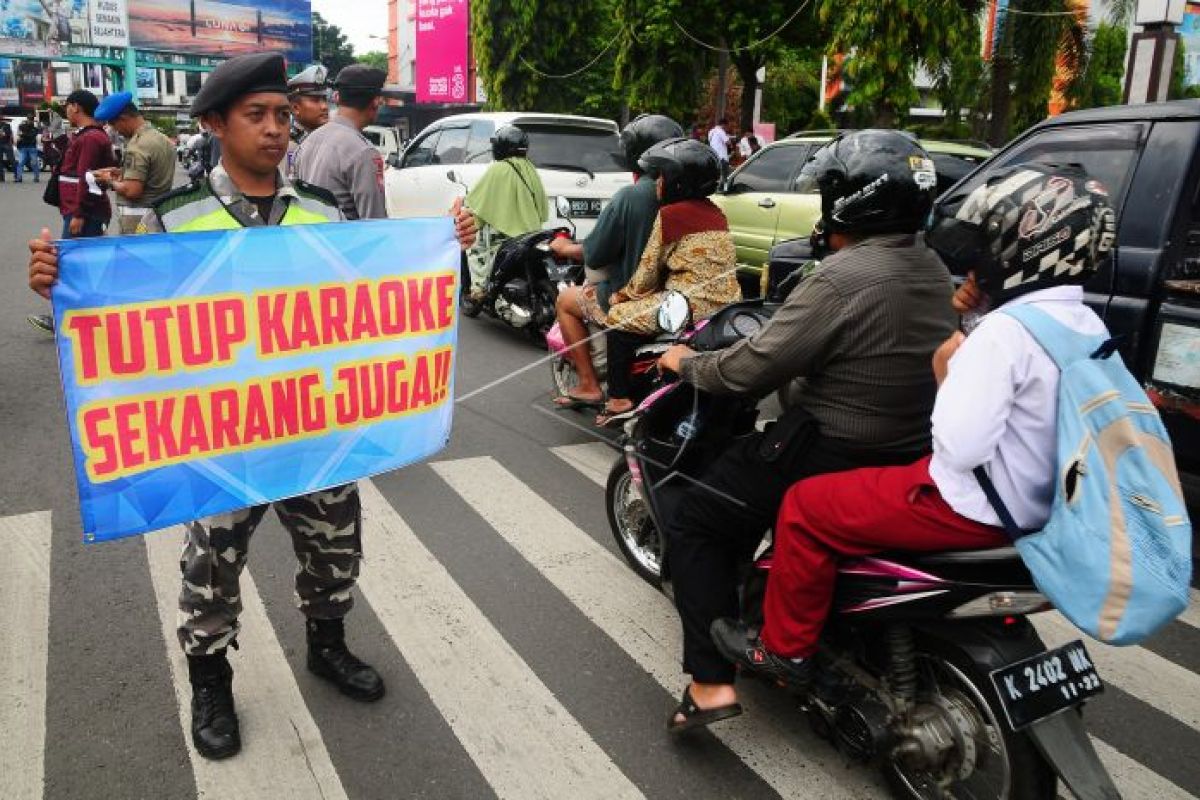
[568,198,604,218]
[989,640,1103,730]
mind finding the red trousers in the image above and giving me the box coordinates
[761,455,1009,658]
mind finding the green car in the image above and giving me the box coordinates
[711,132,992,291]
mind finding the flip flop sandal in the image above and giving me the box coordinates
[552,392,605,410]
[667,686,743,735]
[595,405,636,428]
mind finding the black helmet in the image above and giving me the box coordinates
[637,137,720,204]
[927,163,1116,306]
[491,125,529,160]
[620,114,684,172]
[798,129,938,236]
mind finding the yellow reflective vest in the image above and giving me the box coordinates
[148,179,340,233]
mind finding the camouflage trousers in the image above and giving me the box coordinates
[466,225,508,295]
[177,482,362,656]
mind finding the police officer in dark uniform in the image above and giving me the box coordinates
[286,64,330,179]
[27,52,478,762]
[294,63,388,220]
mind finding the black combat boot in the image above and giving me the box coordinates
[187,651,241,760]
[306,617,386,701]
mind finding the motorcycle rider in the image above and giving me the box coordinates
[655,130,956,732]
[597,137,741,425]
[710,164,1119,688]
[464,125,548,304]
[549,113,683,409]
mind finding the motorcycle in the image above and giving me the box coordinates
[458,180,581,342]
[605,296,1120,800]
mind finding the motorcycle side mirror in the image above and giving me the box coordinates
[556,195,573,219]
[446,169,458,183]
[657,291,691,334]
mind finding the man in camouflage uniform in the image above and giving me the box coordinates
[27,52,478,762]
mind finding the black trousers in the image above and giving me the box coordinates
[665,416,918,683]
[607,329,650,400]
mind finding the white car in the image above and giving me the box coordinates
[384,112,633,237]
[363,124,403,165]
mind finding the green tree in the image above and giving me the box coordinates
[472,0,622,116]
[312,12,356,77]
[761,46,823,134]
[359,51,389,72]
[613,0,712,123]
[988,0,1086,143]
[818,0,985,127]
[1071,22,1129,109]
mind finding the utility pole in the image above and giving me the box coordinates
[715,40,729,122]
[1123,0,1184,104]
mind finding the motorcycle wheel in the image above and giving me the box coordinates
[883,646,1056,800]
[551,355,580,399]
[606,459,662,588]
[459,254,482,318]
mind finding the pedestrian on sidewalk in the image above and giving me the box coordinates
[26,90,115,334]
[17,114,40,182]
[0,118,14,182]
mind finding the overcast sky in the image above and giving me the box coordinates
[311,0,390,57]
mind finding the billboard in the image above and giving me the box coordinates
[416,0,468,104]
[127,0,312,63]
[0,0,103,57]
[1181,2,1200,86]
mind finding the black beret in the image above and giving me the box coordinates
[333,64,387,93]
[191,52,289,117]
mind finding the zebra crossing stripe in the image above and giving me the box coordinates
[356,479,644,800]
[0,511,51,800]
[1032,611,1200,729]
[433,456,888,798]
[1180,589,1200,631]
[1091,737,1196,800]
[550,443,614,488]
[144,529,349,800]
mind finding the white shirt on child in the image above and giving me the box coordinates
[929,285,1110,530]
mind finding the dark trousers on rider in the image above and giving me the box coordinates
[761,455,1008,660]
[606,329,650,399]
[666,409,919,684]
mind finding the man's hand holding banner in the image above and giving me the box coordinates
[51,219,459,542]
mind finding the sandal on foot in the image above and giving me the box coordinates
[595,404,635,428]
[552,392,604,410]
[667,686,742,735]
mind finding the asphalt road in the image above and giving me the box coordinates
[0,175,1198,800]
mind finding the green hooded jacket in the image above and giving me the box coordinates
[466,157,548,237]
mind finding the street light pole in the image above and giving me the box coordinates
[1124,0,1185,104]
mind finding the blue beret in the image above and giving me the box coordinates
[95,91,135,123]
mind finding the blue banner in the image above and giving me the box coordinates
[51,219,458,542]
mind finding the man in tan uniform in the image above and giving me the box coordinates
[92,91,177,234]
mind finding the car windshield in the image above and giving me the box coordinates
[522,125,625,173]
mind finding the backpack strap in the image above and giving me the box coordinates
[997,303,1104,370]
[972,466,1027,542]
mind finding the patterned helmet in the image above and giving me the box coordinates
[927,163,1117,305]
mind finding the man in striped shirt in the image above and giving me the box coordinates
[656,131,959,732]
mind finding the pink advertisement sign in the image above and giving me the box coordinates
[416,0,469,104]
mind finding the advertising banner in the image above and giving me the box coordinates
[1182,2,1200,86]
[0,0,127,56]
[127,0,312,63]
[15,59,45,105]
[135,65,157,99]
[51,219,459,542]
[89,0,130,47]
[416,0,469,104]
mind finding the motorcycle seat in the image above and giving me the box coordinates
[903,546,1021,566]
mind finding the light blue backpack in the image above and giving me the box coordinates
[974,304,1193,646]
